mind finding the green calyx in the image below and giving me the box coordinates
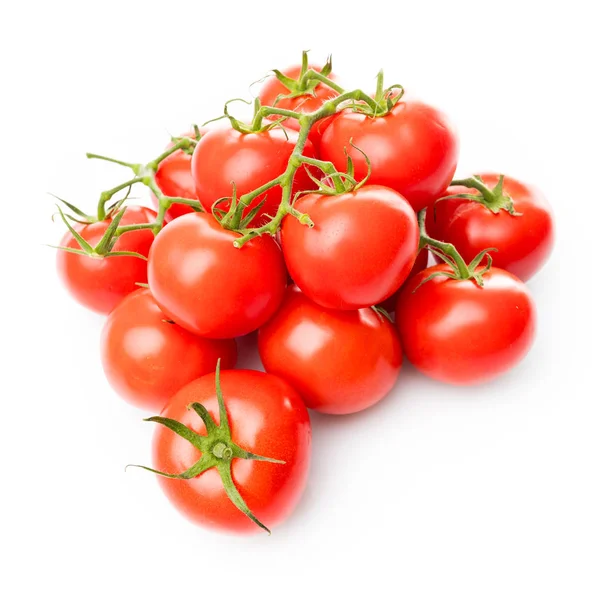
[349,70,405,118]
[51,131,205,260]
[127,360,285,534]
[416,208,497,290]
[271,50,335,99]
[440,175,521,216]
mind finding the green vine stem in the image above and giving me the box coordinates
[418,209,470,279]
[440,175,520,216]
[55,61,410,257]
[53,134,205,258]
[223,86,386,246]
[416,208,497,288]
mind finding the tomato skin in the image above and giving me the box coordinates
[152,129,207,222]
[153,369,311,534]
[396,266,536,385]
[258,286,402,414]
[320,101,458,212]
[191,127,318,225]
[379,248,429,314]
[426,174,554,281]
[100,289,237,411]
[281,185,419,310]
[56,205,157,314]
[147,213,287,339]
[258,64,339,153]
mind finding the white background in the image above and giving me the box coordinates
[2,1,599,598]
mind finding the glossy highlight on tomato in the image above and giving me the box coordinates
[396,265,536,385]
[320,100,458,212]
[101,289,237,411]
[426,174,554,281]
[259,286,402,414]
[191,127,318,225]
[56,205,157,314]
[152,369,311,534]
[147,212,287,339]
[281,185,419,310]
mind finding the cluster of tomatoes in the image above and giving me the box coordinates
[54,54,554,534]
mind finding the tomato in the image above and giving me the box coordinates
[426,174,554,281]
[147,212,287,339]
[152,130,207,222]
[396,266,536,385]
[56,205,157,314]
[259,63,339,153]
[258,286,402,414]
[152,369,311,534]
[320,101,458,212]
[101,289,237,411]
[191,127,318,225]
[379,248,429,314]
[281,185,419,310]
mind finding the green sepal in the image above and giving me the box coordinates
[55,205,95,254]
[130,359,285,534]
[94,206,128,255]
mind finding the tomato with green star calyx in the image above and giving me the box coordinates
[396,265,536,385]
[258,286,402,414]
[147,212,287,339]
[56,205,157,314]
[281,185,419,310]
[320,100,458,212]
[426,174,554,281]
[101,289,237,411]
[259,62,339,154]
[191,127,318,226]
[142,365,311,534]
[152,129,208,222]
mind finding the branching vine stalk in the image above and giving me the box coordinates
[52,61,452,262]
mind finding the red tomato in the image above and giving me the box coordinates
[426,174,554,281]
[258,286,402,414]
[281,185,419,310]
[191,127,318,225]
[259,63,339,153]
[56,205,157,314]
[152,369,311,534]
[147,213,287,339]
[152,131,198,222]
[396,266,536,385]
[380,248,429,314]
[101,289,237,411]
[320,101,458,212]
